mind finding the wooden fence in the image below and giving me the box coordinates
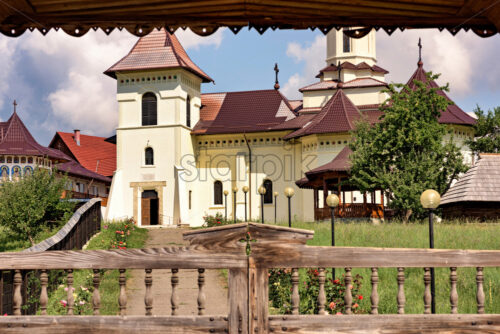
[0,199,101,315]
[0,222,499,333]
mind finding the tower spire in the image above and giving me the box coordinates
[274,63,280,90]
[13,100,17,113]
[418,37,423,66]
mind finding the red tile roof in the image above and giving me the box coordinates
[105,29,212,83]
[284,89,361,139]
[306,146,352,175]
[50,132,116,177]
[192,90,295,135]
[407,62,476,126]
[0,111,69,161]
[57,160,112,184]
[271,113,316,131]
[316,61,389,78]
[300,77,387,92]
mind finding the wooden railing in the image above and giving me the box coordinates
[0,199,101,315]
[0,223,499,333]
[315,203,384,220]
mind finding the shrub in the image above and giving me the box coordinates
[203,213,231,227]
[269,268,364,314]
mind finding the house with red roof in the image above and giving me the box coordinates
[104,28,475,226]
[0,104,112,204]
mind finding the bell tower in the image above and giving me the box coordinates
[326,28,377,66]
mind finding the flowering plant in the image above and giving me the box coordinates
[269,268,364,314]
[110,219,134,250]
[203,213,231,227]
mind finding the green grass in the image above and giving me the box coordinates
[46,221,148,315]
[0,225,65,252]
[273,220,500,314]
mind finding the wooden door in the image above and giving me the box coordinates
[141,198,150,226]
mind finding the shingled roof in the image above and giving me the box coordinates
[407,61,476,126]
[105,29,212,83]
[441,154,500,205]
[0,111,69,161]
[192,90,295,135]
[306,146,352,175]
[284,88,361,139]
[57,160,112,184]
[50,132,116,178]
[300,77,388,92]
[316,61,389,78]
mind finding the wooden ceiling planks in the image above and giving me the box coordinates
[0,0,498,37]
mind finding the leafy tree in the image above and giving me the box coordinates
[466,106,500,154]
[0,169,75,245]
[349,73,468,221]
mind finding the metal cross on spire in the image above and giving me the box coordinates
[274,63,280,90]
[418,37,422,63]
[13,100,17,113]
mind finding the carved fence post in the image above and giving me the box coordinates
[370,268,379,315]
[92,269,101,315]
[344,267,352,315]
[171,268,179,315]
[450,267,458,314]
[291,268,300,315]
[229,268,249,334]
[145,269,153,316]
[119,269,127,316]
[197,268,206,315]
[66,269,74,315]
[397,267,405,314]
[423,267,431,314]
[476,267,485,314]
[13,270,22,316]
[317,268,327,315]
[40,270,48,315]
[248,257,267,334]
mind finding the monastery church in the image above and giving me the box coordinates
[104,29,475,226]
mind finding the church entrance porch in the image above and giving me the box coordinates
[141,190,159,225]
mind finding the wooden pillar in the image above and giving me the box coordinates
[248,258,268,334]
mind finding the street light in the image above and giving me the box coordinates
[326,193,340,279]
[232,186,238,223]
[258,186,266,223]
[284,187,295,228]
[420,189,441,314]
[274,191,279,224]
[223,190,229,222]
[242,186,249,221]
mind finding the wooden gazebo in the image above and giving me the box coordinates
[296,146,384,220]
[0,1,499,38]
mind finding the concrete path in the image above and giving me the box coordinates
[127,227,229,316]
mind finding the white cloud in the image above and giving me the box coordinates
[12,28,224,137]
[0,37,17,112]
[281,35,326,99]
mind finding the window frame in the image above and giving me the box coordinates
[263,179,273,204]
[213,180,223,205]
[145,147,154,166]
[142,92,158,126]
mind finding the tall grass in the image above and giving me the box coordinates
[274,220,500,314]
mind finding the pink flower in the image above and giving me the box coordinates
[329,302,335,310]
[64,287,68,292]
[79,301,85,305]
[336,312,342,315]
[3,313,7,316]
[353,303,359,308]
[60,300,67,307]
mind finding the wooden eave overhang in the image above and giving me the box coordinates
[0,1,499,38]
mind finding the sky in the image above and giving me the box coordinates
[0,27,498,145]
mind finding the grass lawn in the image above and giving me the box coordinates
[273,220,500,314]
[0,225,65,252]
[46,221,148,315]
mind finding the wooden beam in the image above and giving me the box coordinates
[269,314,500,333]
[0,315,228,333]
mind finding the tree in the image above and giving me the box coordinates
[349,73,468,221]
[0,169,75,245]
[466,106,500,154]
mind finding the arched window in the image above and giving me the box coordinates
[214,181,223,205]
[342,28,351,53]
[145,147,154,165]
[142,92,157,126]
[186,96,191,127]
[263,179,273,204]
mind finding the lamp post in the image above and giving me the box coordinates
[420,189,441,314]
[284,187,295,228]
[326,193,340,278]
[232,186,238,223]
[223,190,229,222]
[258,186,266,224]
[242,186,249,222]
[274,191,279,224]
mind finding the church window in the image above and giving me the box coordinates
[142,92,157,126]
[7,157,11,163]
[263,179,273,204]
[0,157,4,163]
[13,157,19,163]
[186,96,191,127]
[343,28,351,53]
[214,181,223,205]
[145,147,154,165]
[21,157,26,164]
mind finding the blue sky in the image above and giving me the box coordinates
[0,28,498,145]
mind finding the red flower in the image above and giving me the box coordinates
[329,302,335,310]
[333,279,340,284]
[358,295,363,300]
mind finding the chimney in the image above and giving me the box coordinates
[74,129,81,146]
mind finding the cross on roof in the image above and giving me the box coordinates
[13,100,17,113]
[337,61,342,83]
[274,63,280,90]
[418,37,422,63]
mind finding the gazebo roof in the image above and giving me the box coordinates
[441,154,500,205]
[0,1,499,38]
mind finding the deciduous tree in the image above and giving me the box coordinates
[466,106,500,154]
[349,73,468,221]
